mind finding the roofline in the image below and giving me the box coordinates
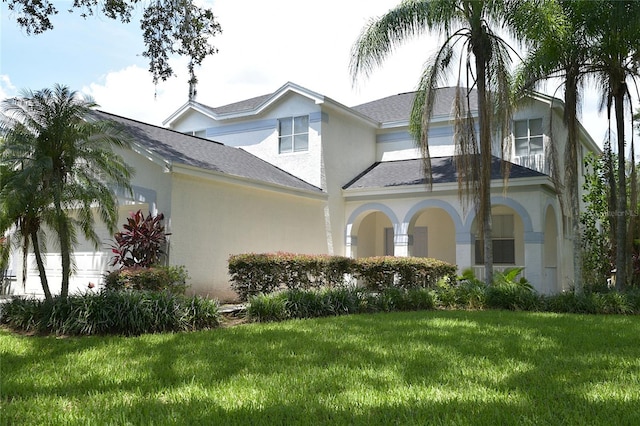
[163,81,379,127]
[342,174,555,199]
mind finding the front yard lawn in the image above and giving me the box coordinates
[2,310,639,425]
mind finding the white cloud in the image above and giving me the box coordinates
[0,75,18,100]
[83,64,189,126]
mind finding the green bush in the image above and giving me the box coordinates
[543,290,637,315]
[104,265,189,294]
[484,268,541,311]
[229,253,356,301]
[229,252,456,301]
[0,291,220,336]
[356,256,457,291]
[435,271,487,309]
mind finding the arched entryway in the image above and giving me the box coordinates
[407,208,456,264]
[345,204,397,258]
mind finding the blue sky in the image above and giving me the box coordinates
[0,0,618,147]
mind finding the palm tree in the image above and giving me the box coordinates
[513,0,589,293]
[586,0,640,289]
[350,0,553,284]
[0,85,133,298]
[1,137,54,300]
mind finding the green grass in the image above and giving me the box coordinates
[2,310,640,425]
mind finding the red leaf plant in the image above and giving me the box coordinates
[110,210,171,268]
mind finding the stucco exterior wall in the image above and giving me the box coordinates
[320,105,378,255]
[376,121,457,161]
[168,171,329,301]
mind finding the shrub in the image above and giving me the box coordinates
[229,253,356,301]
[104,265,189,294]
[229,253,456,301]
[485,268,541,311]
[356,256,457,291]
[435,270,487,309]
[0,291,220,336]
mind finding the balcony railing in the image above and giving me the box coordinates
[513,153,547,174]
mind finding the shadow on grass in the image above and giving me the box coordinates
[2,310,640,424]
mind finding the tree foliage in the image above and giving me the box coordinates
[0,84,133,299]
[3,0,222,90]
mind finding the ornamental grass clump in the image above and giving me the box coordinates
[0,291,220,336]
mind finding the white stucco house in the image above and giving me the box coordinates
[6,82,600,301]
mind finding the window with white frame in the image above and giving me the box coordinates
[475,214,515,265]
[514,118,544,156]
[278,115,309,153]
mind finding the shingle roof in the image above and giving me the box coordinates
[343,156,546,190]
[96,111,323,194]
[191,93,273,116]
[351,87,479,123]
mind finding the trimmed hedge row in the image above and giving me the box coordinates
[104,265,189,294]
[228,253,457,301]
[0,290,221,336]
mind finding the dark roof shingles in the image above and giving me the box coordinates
[97,111,322,193]
[343,156,546,190]
[351,87,478,123]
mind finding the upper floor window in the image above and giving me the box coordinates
[514,118,543,156]
[279,115,309,153]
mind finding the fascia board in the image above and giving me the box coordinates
[211,82,328,121]
[170,163,327,200]
[162,101,194,126]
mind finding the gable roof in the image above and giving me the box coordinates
[343,156,546,190]
[351,87,479,124]
[163,82,330,125]
[96,111,323,194]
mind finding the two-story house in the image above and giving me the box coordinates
[11,82,600,301]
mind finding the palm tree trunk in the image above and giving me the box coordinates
[30,231,52,301]
[605,140,618,271]
[475,45,493,285]
[565,68,583,294]
[614,86,627,290]
[20,237,29,291]
[627,139,637,286]
[53,194,72,298]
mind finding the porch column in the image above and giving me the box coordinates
[345,224,357,258]
[456,232,473,273]
[524,231,544,292]
[393,222,410,257]
[394,233,410,257]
